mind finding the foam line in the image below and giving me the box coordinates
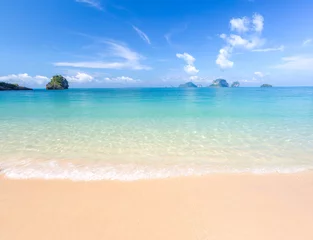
[0,160,311,181]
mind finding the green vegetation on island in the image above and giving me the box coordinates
[0,82,33,91]
[209,79,229,87]
[231,81,240,87]
[260,84,273,88]
[179,82,198,88]
[46,75,69,90]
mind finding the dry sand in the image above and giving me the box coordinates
[1,173,313,240]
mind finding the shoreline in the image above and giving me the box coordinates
[1,159,312,181]
[1,173,313,240]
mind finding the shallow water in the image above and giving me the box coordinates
[1,88,313,180]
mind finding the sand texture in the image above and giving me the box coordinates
[1,173,313,240]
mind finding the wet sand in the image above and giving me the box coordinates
[1,173,313,240]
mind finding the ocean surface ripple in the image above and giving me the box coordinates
[1,88,313,180]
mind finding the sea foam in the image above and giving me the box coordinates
[0,159,311,181]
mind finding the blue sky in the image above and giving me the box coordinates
[0,0,313,87]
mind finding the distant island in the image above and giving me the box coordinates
[0,82,32,91]
[209,79,229,87]
[179,82,198,88]
[177,80,275,88]
[46,75,69,90]
[178,79,237,88]
[231,81,240,87]
[260,84,273,88]
[0,74,70,91]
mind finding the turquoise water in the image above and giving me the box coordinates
[1,88,313,180]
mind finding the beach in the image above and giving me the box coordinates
[1,173,313,240]
[1,88,313,239]
[2,0,313,238]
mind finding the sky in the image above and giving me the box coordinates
[0,0,313,88]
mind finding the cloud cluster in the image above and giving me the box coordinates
[66,72,94,83]
[0,73,49,84]
[216,46,234,69]
[65,73,140,84]
[176,52,199,75]
[254,71,264,77]
[252,14,264,32]
[104,76,139,83]
[230,17,250,33]
[0,72,141,86]
[0,73,96,85]
[229,13,264,33]
[216,13,265,69]
[55,40,150,70]
[242,78,261,83]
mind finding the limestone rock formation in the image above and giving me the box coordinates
[46,75,69,90]
[209,79,229,87]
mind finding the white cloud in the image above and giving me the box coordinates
[273,56,313,71]
[106,41,141,62]
[0,73,49,84]
[254,71,264,77]
[132,26,151,45]
[66,72,94,83]
[252,45,284,52]
[252,13,264,32]
[104,76,139,83]
[225,34,248,47]
[189,76,199,81]
[230,14,263,33]
[76,0,103,10]
[64,73,140,84]
[216,33,264,69]
[34,76,49,82]
[220,33,227,39]
[55,62,127,69]
[230,17,249,33]
[224,34,265,49]
[242,77,261,83]
[176,52,199,75]
[176,53,196,65]
[216,47,234,69]
[188,76,213,83]
[184,65,199,75]
[303,39,312,46]
[216,13,272,69]
[54,40,150,70]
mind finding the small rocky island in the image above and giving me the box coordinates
[209,79,229,87]
[231,81,240,87]
[179,82,198,88]
[260,84,273,88]
[0,82,32,91]
[46,75,69,90]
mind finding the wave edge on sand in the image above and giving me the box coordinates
[1,159,312,181]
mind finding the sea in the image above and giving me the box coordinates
[1,87,313,181]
